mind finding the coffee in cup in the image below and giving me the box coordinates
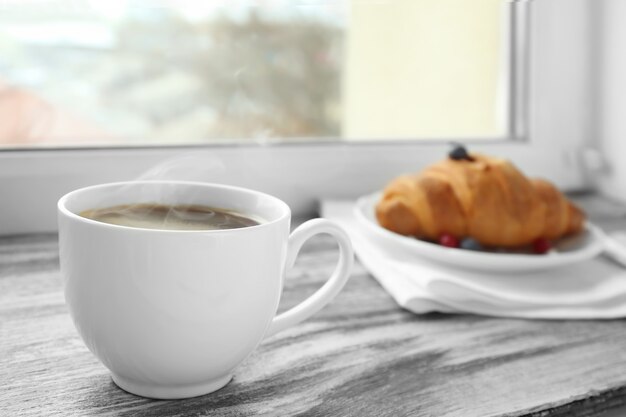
[80,204,260,231]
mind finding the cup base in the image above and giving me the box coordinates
[111,373,233,399]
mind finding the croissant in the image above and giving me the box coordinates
[375,152,585,248]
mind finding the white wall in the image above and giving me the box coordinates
[596,0,626,202]
[525,0,595,157]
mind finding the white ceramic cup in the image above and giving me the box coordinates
[57,181,353,399]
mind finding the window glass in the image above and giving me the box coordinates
[0,0,508,147]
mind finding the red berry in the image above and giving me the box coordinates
[439,233,460,248]
[532,238,551,254]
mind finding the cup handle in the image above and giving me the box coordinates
[264,218,354,338]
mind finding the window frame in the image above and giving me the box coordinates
[0,0,598,235]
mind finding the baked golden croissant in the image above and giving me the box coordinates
[375,152,585,248]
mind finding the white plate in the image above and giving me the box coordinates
[354,193,607,272]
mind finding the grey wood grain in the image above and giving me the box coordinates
[3,198,626,417]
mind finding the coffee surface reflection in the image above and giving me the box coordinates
[80,204,260,231]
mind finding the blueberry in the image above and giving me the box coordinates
[448,144,474,161]
[460,237,483,251]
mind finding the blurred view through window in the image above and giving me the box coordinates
[0,0,508,147]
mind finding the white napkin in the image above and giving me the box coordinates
[321,200,626,319]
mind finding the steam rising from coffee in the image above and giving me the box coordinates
[84,153,261,230]
[134,153,227,183]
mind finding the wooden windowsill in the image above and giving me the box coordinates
[3,193,626,416]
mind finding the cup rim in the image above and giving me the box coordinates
[57,180,291,234]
